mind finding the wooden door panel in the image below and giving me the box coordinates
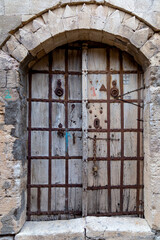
[87,190,108,214]
[88,133,108,158]
[31,131,49,156]
[31,102,49,128]
[123,189,137,212]
[52,49,65,71]
[52,103,65,128]
[123,161,137,185]
[68,49,81,71]
[51,188,65,211]
[32,74,48,99]
[88,74,107,100]
[69,159,82,184]
[68,75,82,100]
[68,188,82,212]
[87,161,108,187]
[51,160,65,184]
[110,48,120,71]
[124,132,137,157]
[124,103,137,128]
[88,48,107,71]
[123,74,138,99]
[68,103,82,128]
[111,161,121,185]
[87,103,107,129]
[41,188,48,212]
[52,74,65,100]
[68,131,82,156]
[27,43,144,220]
[32,55,49,70]
[110,132,121,158]
[31,159,48,184]
[52,131,65,156]
[111,189,120,213]
[110,103,121,129]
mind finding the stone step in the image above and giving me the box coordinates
[15,217,154,240]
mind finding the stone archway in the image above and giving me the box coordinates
[0,2,160,236]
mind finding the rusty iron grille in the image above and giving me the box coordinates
[27,42,144,220]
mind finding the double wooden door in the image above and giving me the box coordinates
[27,42,144,220]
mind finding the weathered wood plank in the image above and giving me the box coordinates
[88,74,107,100]
[51,159,65,184]
[32,74,49,99]
[82,43,88,217]
[52,49,65,71]
[31,159,48,184]
[88,48,107,71]
[68,75,82,100]
[32,102,49,128]
[31,131,49,156]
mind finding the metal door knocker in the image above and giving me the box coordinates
[110,80,119,98]
[55,79,64,97]
[94,118,100,129]
[57,123,64,137]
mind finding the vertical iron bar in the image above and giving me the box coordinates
[65,47,69,213]
[37,187,41,213]
[107,48,111,212]
[120,52,124,213]
[48,52,53,212]
[27,72,32,220]
[136,67,141,216]
[82,43,88,217]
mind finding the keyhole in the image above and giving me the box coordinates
[94,118,100,129]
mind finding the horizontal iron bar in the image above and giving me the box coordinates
[28,156,82,160]
[30,70,141,75]
[27,156,143,160]
[28,184,82,188]
[88,129,143,132]
[87,185,144,190]
[87,211,143,216]
[28,211,82,216]
[30,70,82,75]
[88,136,120,141]
[28,99,143,103]
[88,70,139,74]
[27,98,82,103]
[28,128,82,131]
[88,99,143,103]
[88,157,144,161]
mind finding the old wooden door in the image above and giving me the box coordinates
[27,42,144,220]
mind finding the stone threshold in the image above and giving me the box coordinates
[15,216,154,240]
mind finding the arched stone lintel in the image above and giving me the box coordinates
[1,4,159,72]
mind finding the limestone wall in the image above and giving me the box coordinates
[0,0,160,238]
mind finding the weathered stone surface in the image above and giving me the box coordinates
[86,217,154,239]
[47,9,65,37]
[0,237,14,240]
[78,4,91,29]
[15,218,85,240]
[11,44,28,62]
[122,15,138,31]
[15,217,154,240]
[0,0,4,15]
[141,33,160,59]
[90,5,108,30]
[5,0,29,15]
[130,28,150,48]
[7,70,19,88]
[0,70,6,88]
